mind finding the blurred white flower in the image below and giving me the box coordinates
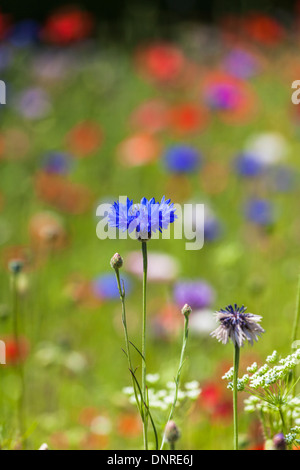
[189,309,216,335]
[126,251,180,282]
[245,132,289,165]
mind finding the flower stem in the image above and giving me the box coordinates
[141,241,148,450]
[114,269,141,415]
[292,274,300,345]
[11,273,26,449]
[291,274,300,397]
[233,343,240,451]
[160,313,189,450]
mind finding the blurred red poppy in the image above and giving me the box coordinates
[168,103,209,135]
[4,336,30,365]
[117,133,160,167]
[66,121,103,158]
[0,10,11,40]
[242,13,285,46]
[35,172,93,214]
[198,381,232,422]
[117,413,142,438]
[151,303,183,340]
[80,432,109,450]
[41,7,94,45]
[135,43,185,84]
[49,432,69,450]
[130,100,169,134]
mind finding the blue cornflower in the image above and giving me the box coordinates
[234,153,265,178]
[163,145,201,173]
[244,198,274,226]
[108,196,177,240]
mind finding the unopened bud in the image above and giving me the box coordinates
[110,253,123,270]
[273,433,286,450]
[181,304,192,318]
[165,420,180,444]
[8,259,24,275]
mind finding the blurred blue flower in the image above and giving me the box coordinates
[15,87,51,119]
[92,273,132,300]
[174,280,215,309]
[108,196,177,240]
[42,152,73,175]
[269,166,295,192]
[9,20,40,47]
[234,153,265,177]
[204,216,222,241]
[163,145,201,173]
[0,45,13,71]
[244,199,274,226]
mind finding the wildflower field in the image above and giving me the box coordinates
[1,4,300,451]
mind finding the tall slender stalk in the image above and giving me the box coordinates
[114,268,141,415]
[141,241,148,450]
[292,274,300,345]
[160,307,190,450]
[291,274,300,397]
[233,344,240,451]
[10,268,26,448]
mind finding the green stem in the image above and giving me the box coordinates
[141,241,148,450]
[160,314,189,450]
[11,273,26,449]
[292,275,300,344]
[114,269,141,416]
[291,275,300,397]
[233,343,240,451]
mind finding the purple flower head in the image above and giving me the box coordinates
[163,145,201,173]
[244,198,274,226]
[174,280,215,310]
[211,304,264,347]
[108,196,177,240]
[234,153,265,178]
[15,87,51,119]
[205,83,239,110]
[92,273,131,300]
[42,152,73,175]
[223,49,259,79]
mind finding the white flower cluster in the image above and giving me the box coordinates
[122,374,201,411]
[223,349,300,392]
[285,427,300,446]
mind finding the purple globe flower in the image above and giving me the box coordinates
[234,153,265,178]
[92,273,132,300]
[174,280,215,309]
[163,145,201,173]
[244,199,274,226]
